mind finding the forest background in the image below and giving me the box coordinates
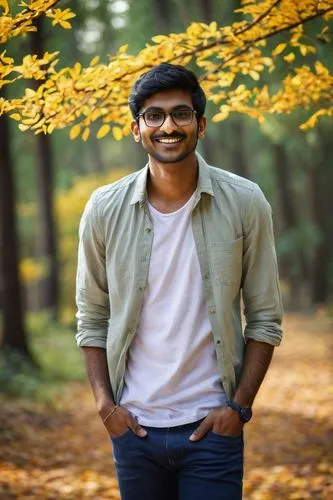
[0,0,332,396]
[0,0,333,392]
[0,1,332,498]
[1,0,333,362]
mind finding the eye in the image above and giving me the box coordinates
[173,109,192,120]
[145,111,163,122]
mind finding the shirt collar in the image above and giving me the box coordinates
[129,151,215,206]
[196,151,215,197]
[130,163,149,206]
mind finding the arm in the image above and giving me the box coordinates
[233,339,274,407]
[81,346,114,412]
[76,191,110,350]
[76,193,146,438]
[190,185,282,441]
[190,340,274,440]
[81,346,147,438]
[242,184,283,346]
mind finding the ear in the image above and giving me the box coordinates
[131,120,141,143]
[198,116,206,139]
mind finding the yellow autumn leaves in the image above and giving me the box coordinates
[69,124,123,141]
[0,0,333,139]
[45,8,75,29]
[0,1,75,44]
[96,125,123,141]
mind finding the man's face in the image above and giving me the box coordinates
[131,89,206,164]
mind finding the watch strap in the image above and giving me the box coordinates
[228,400,242,413]
[228,399,252,423]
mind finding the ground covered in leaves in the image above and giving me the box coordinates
[0,312,332,499]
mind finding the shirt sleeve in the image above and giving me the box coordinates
[75,190,110,348]
[242,184,283,346]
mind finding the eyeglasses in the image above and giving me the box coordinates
[137,107,197,127]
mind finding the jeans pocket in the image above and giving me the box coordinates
[208,430,243,442]
[111,428,132,443]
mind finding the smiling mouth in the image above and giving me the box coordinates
[154,137,184,144]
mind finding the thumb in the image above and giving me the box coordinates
[128,417,147,438]
[189,419,211,441]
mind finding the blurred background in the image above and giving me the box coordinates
[1,2,332,498]
[1,0,332,391]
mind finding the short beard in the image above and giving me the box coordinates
[150,144,197,164]
[145,134,198,164]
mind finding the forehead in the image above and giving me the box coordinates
[142,89,192,111]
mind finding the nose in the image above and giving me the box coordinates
[159,113,178,134]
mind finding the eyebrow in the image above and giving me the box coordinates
[141,104,193,113]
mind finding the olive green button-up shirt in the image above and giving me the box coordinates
[76,153,283,404]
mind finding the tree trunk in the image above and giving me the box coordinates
[200,135,215,166]
[151,0,171,32]
[273,144,295,229]
[232,120,249,178]
[89,128,107,173]
[0,112,32,359]
[273,143,308,307]
[199,0,213,23]
[30,19,59,319]
[309,162,330,304]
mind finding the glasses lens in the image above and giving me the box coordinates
[172,109,193,125]
[144,111,164,127]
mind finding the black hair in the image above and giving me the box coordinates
[128,63,206,120]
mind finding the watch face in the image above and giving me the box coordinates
[240,407,252,423]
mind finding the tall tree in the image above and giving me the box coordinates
[152,0,172,33]
[0,99,32,359]
[30,18,59,318]
[308,130,333,304]
[231,120,250,178]
[272,142,307,304]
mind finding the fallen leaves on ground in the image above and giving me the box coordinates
[0,312,332,499]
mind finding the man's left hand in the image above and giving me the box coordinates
[189,407,243,441]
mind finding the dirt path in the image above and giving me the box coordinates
[1,313,332,499]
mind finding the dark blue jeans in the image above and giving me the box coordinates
[111,420,243,500]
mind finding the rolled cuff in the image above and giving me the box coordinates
[244,322,282,346]
[75,329,107,349]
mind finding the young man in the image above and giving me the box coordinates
[76,63,283,500]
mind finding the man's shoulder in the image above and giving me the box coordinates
[204,162,272,217]
[91,169,142,205]
[208,164,258,198]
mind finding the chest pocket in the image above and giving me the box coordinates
[209,237,243,286]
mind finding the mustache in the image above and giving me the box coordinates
[152,132,186,140]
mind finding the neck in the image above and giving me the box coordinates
[147,152,198,210]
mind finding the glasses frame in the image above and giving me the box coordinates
[137,107,197,128]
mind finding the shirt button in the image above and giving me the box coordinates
[216,340,221,345]
[139,286,143,292]
[145,228,151,233]
[204,272,210,280]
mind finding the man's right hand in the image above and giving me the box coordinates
[99,404,147,439]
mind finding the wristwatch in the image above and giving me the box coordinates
[228,400,253,423]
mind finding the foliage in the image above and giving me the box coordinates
[0,0,76,40]
[18,168,131,315]
[20,256,47,282]
[0,0,332,138]
[0,348,40,397]
[56,167,131,315]
[0,311,85,400]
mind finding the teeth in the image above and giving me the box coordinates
[156,138,182,143]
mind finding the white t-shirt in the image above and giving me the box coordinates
[120,192,227,426]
